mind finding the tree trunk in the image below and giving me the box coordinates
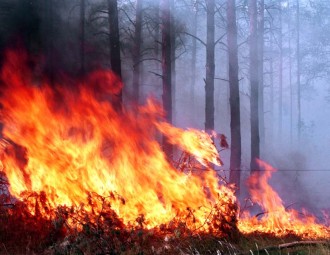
[269,36,275,144]
[108,0,122,111]
[80,0,85,75]
[132,0,143,103]
[170,0,176,124]
[227,0,241,191]
[46,0,54,85]
[205,0,215,132]
[270,36,274,145]
[296,0,301,142]
[258,0,265,154]
[278,4,283,139]
[190,9,197,123]
[288,2,293,144]
[154,0,160,57]
[161,0,173,157]
[249,0,260,172]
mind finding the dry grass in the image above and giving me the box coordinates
[0,174,329,255]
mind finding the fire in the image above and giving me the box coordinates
[0,49,329,239]
[238,159,330,239]
[0,50,235,231]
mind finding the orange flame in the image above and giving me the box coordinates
[238,159,330,239]
[1,50,329,239]
[0,50,234,230]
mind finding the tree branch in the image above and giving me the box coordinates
[181,32,206,47]
[149,71,163,78]
[214,33,227,46]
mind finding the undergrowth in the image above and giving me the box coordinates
[0,183,240,254]
[0,158,329,255]
[0,190,329,255]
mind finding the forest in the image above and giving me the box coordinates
[0,0,329,254]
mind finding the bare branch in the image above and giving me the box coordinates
[181,31,206,47]
[148,71,163,78]
[214,33,227,46]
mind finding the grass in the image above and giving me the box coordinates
[236,234,330,255]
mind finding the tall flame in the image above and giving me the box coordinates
[0,50,234,230]
[238,159,330,239]
[1,50,329,239]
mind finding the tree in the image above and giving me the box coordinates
[227,0,241,191]
[161,0,173,156]
[278,2,283,139]
[132,0,143,103]
[80,0,86,75]
[249,0,260,172]
[287,1,293,144]
[296,0,301,142]
[258,0,265,152]
[108,0,123,111]
[190,7,198,122]
[170,0,176,124]
[205,0,215,132]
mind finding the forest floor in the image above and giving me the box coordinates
[1,219,329,255]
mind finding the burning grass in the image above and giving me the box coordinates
[0,179,239,254]
[0,49,330,254]
[0,192,329,255]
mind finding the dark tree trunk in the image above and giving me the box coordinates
[45,0,54,85]
[80,0,85,75]
[108,0,122,111]
[170,0,176,124]
[249,0,260,172]
[227,0,241,191]
[132,0,143,103]
[161,0,173,157]
[205,0,215,132]
[258,0,265,153]
[154,0,160,57]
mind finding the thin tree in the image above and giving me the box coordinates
[45,0,55,84]
[205,0,215,132]
[108,0,122,111]
[132,0,143,103]
[258,0,265,153]
[161,0,173,156]
[153,0,160,57]
[227,0,241,190]
[190,7,198,122]
[249,0,260,172]
[269,36,275,144]
[170,0,176,124]
[278,2,283,139]
[269,35,274,144]
[296,0,301,141]
[288,1,293,144]
[80,0,85,75]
